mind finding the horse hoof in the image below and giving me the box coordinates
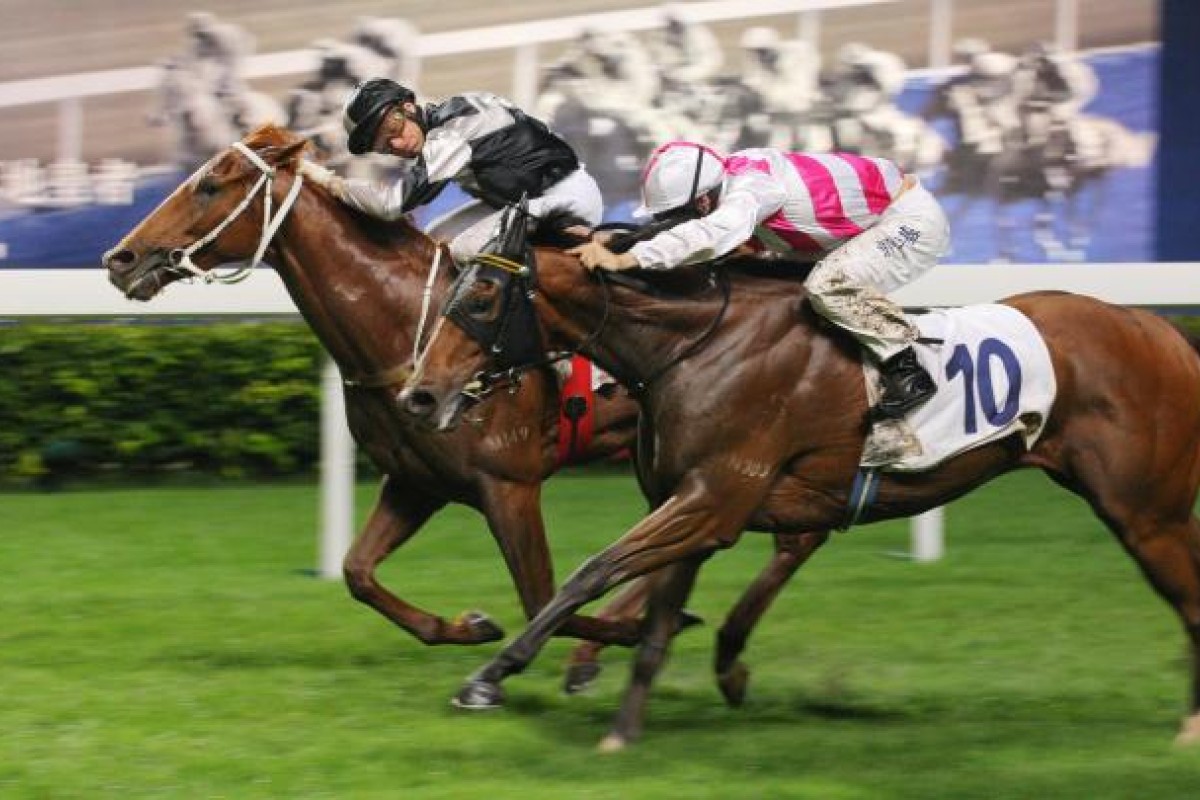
[452,679,505,710]
[597,733,627,753]
[563,662,602,695]
[1174,714,1200,747]
[457,610,504,643]
[717,661,750,708]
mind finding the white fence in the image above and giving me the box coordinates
[3,262,1197,574]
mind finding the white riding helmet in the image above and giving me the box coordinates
[634,142,726,218]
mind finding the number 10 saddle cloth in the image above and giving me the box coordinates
[861,304,1058,471]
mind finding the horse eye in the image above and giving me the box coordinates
[197,178,220,197]
[467,295,492,315]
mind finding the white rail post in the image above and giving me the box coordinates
[318,356,355,579]
[929,0,953,68]
[911,507,945,562]
[58,98,83,163]
[1055,0,1079,52]
[798,11,821,48]
[512,43,540,111]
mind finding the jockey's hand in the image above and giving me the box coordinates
[567,241,639,272]
[297,159,337,189]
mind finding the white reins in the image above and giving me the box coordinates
[412,245,445,369]
[168,141,304,284]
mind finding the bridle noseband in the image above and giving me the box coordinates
[168,141,305,285]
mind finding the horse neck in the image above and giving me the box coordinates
[537,253,721,393]
[270,186,445,379]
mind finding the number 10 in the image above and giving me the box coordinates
[944,338,1022,434]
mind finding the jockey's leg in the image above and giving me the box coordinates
[804,178,950,418]
[529,166,604,231]
[448,208,506,266]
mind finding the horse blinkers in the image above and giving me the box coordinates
[443,258,545,394]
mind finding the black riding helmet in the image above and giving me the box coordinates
[342,77,418,155]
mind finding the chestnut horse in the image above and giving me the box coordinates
[401,228,1200,750]
[102,126,652,653]
[101,126,824,693]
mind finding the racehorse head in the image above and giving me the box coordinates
[401,245,552,430]
[104,125,308,301]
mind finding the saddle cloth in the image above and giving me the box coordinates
[861,304,1057,472]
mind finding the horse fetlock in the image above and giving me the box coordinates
[715,627,747,671]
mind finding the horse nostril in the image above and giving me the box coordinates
[401,388,438,419]
[103,248,137,273]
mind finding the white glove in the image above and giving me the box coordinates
[297,160,338,189]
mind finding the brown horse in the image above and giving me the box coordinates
[401,229,1200,750]
[101,126,654,653]
[100,126,824,694]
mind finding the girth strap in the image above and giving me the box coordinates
[840,468,881,530]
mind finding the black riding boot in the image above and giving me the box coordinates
[876,346,936,419]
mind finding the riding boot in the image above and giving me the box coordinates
[875,346,936,419]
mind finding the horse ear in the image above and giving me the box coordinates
[268,139,310,169]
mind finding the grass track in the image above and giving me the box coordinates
[1,468,1198,798]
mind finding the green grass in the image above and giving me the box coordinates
[1,469,1198,799]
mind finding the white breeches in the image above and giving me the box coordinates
[445,167,604,263]
[805,178,951,362]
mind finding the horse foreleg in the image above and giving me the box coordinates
[479,479,642,648]
[343,476,502,644]
[563,579,650,695]
[600,555,708,752]
[453,480,757,711]
[715,530,830,707]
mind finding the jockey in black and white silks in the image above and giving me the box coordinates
[300,78,604,264]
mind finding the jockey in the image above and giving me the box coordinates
[299,78,603,263]
[569,142,951,419]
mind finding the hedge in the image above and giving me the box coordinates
[0,321,326,486]
[2,314,1197,488]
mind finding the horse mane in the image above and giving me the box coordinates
[244,123,306,152]
[529,208,591,248]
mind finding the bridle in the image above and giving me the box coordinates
[167,141,305,285]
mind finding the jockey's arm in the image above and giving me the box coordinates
[629,179,786,270]
[298,126,472,221]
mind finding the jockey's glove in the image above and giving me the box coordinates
[297,160,340,191]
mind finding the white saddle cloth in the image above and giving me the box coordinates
[862,304,1057,472]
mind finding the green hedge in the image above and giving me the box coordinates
[0,322,326,486]
[2,314,1198,488]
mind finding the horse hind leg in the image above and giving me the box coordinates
[1064,458,1200,745]
[1120,514,1200,746]
[562,579,650,695]
[715,531,830,707]
[599,555,708,753]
